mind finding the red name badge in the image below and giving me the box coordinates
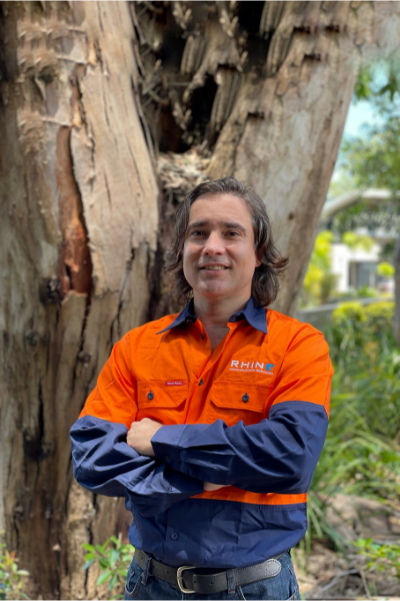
[165,381,184,386]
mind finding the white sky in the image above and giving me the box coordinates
[343,99,378,138]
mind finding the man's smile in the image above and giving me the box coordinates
[199,264,229,271]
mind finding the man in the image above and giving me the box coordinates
[70,177,333,600]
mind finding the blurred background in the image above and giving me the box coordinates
[0,1,399,599]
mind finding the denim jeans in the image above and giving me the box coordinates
[123,550,300,600]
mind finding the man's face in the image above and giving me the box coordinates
[183,193,261,304]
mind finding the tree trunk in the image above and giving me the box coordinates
[0,2,157,599]
[137,1,400,318]
[1,1,400,599]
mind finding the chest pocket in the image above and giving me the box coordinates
[137,380,188,425]
[207,381,271,427]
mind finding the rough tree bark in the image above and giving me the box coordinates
[1,1,400,600]
[136,1,400,318]
[0,2,158,599]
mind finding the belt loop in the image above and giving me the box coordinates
[226,568,236,595]
[141,553,152,586]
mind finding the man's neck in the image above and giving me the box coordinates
[192,294,250,332]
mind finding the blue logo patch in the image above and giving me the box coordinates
[265,364,275,374]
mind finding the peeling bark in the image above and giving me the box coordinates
[56,126,92,299]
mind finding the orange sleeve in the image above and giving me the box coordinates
[267,325,333,418]
[80,333,137,428]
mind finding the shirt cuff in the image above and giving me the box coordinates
[151,424,188,470]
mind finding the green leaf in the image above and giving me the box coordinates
[108,573,119,590]
[109,548,119,568]
[96,569,112,585]
[82,544,96,552]
[82,558,95,571]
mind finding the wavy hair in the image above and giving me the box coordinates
[166,177,288,307]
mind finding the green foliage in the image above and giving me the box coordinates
[377,261,395,278]
[82,536,135,600]
[353,538,400,580]
[329,59,400,241]
[353,59,400,110]
[342,123,400,192]
[333,286,378,303]
[380,240,396,263]
[330,301,395,364]
[303,302,400,553]
[302,231,338,307]
[0,535,29,601]
[341,231,374,251]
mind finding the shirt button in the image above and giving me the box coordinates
[147,391,154,400]
[201,333,205,340]
[170,532,179,541]
[199,379,203,386]
[165,455,171,463]
[242,393,249,403]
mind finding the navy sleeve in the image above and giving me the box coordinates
[151,402,328,494]
[151,328,333,494]
[70,415,204,517]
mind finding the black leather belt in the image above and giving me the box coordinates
[134,548,284,595]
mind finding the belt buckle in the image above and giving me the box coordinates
[177,565,196,594]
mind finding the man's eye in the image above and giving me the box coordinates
[227,231,239,236]
[192,230,205,236]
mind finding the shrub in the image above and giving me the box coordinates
[329,301,395,365]
[306,314,400,552]
[0,535,29,600]
[353,538,400,580]
[82,535,134,600]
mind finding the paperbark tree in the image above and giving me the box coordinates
[1,1,400,599]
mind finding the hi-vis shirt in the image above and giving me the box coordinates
[70,297,333,569]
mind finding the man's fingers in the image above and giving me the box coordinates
[204,482,229,491]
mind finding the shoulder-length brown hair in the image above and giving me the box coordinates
[166,177,288,307]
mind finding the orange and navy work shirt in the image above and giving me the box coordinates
[70,296,333,569]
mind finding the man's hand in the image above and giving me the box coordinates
[127,418,163,457]
[127,419,229,491]
[204,482,229,491]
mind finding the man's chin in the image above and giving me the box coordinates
[194,285,233,300]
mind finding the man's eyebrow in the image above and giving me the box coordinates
[222,221,246,231]
[187,220,247,232]
[187,220,209,231]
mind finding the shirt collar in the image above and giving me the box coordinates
[157,296,267,335]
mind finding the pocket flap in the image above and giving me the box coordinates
[137,380,188,409]
[210,381,268,413]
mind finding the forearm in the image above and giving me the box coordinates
[151,401,329,494]
[70,415,203,516]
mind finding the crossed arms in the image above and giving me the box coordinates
[70,328,332,517]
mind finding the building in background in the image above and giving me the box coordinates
[320,189,398,294]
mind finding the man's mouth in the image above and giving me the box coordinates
[200,265,229,271]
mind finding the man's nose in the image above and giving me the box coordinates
[202,231,225,255]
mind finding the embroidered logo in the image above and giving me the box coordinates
[229,360,275,374]
[165,381,184,386]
